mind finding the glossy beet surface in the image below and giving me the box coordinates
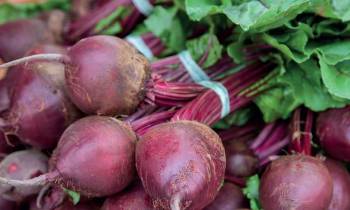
[0,19,51,62]
[136,121,226,210]
[204,182,248,210]
[65,35,150,115]
[102,183,153,210]
[1,45,79,149]
[325,158,350,210]
[260,155,333,210]
[224,140,258,177]
[51,116,137,197]
[317,106,350,161]
[0,150,48,201]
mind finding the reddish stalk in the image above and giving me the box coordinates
[289,107,314,155]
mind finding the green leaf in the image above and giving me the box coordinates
[94,7,126,35]
[186,33,223,68]
[185,0,223,21]
[222,0,310,32]
[145,6,187,52]
[213,106,257,129]
[310,0,350,22]
[255,60,348,122]
[243,175,261,210]
[63,188,80,205]
[0,0,71,24]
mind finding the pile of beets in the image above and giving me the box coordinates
[0,1,350,210]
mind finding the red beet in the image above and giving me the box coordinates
[50,116,137,197]
[0,45,80,149]
[324,158,350,210]
[260,155,333,210]
[0,196,17,210]
[65,35,149,115]
[136,121,226,210]
[0,116,137,197]
[316,106,350,161]
[0,19,53,62]
[102,183,153,210]
[224,140,258,177]
[0,149,48,201]
[204,182,248,210]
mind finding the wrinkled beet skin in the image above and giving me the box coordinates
[65,35,150,115]
[0,19,52,62]
[260,155,333,210]
[224,140,258,177]
[102,183,153,210]
[1,45,80,149]
[0,196,17,210]
[51,116,136,197]
[324,159,350,210]
[317,107,350,161]
[204,182,248,210]
[0,150,48,201]
[136,121,226,210]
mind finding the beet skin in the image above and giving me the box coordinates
[204,182,248,210]
[102,183,153,210]
[51,116,137,197]
[1,45,80,149]
[325,158,350,210]
[317,106,350,161]
[224,140,258,177]
[0,149,48,201]
[260,155,333,210]
[65,35,150,115]
[0,19,52,62]
[136,120,226,210]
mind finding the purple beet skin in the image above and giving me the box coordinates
[260,155,333,210]
[0,149,48,201]
[102,183,153,210]
[0,45,80,149]
[50,116,137,197]
[204,182,248,210]
[136,120,226,210]
[0,19,52,62]
[317,106,350,161]
[65,35,150,115]
[224,140,258,177]
[325,158,350,210]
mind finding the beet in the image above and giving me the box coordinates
[0,45,80,149]
[316,106,350,161]
[204,182,248,210]
[224,140,258,177]
[260,155,333,210]
[324,158,350,210]
[0,196,17,210]
[50,116,137,197]
[136,120,226,210]
[0,19,53,62]
[102,183,153,210]
[0,116,137,197]
[65,35,149,115]
[0,149,48,201]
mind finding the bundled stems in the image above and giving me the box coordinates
[67,0,158,40]
[289,107,314,155]
[172,62,276,125]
